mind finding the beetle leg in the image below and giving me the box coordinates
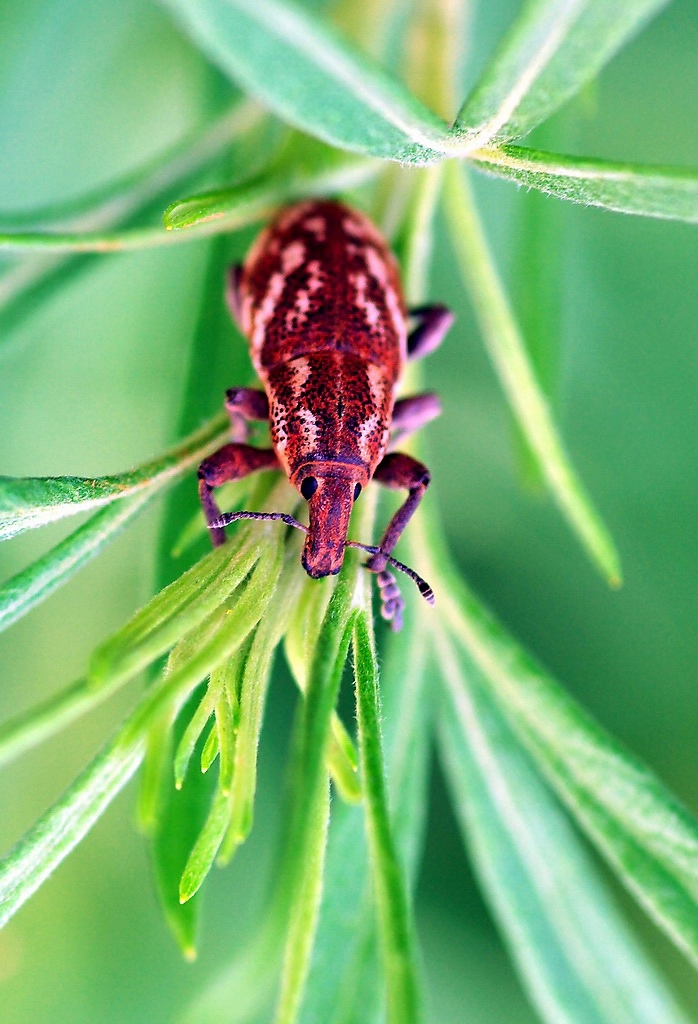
[225,386,269,441]
[365,452,430,574]
[225,264,245,330]
[390,392,441,448]
[198,443,279,546]
[407,304,454,360]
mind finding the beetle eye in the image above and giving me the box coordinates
[300,476,318,500]
[353,483,362,501]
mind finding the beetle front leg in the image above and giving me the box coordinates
[407,304,454,360]
[366,452,431,574]
[198,443,279,546]
[225,386,269,441]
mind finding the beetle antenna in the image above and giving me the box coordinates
[211,512,434,605]
[344,540,435,605]
[212,511,309,532]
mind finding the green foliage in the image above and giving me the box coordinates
[2,0,698,1022]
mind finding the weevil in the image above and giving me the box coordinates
[198,199,453,629]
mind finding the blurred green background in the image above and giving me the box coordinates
[1,0,698,1020]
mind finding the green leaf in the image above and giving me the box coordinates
[179,787,234,905]
[224,541,307,853]
[300,598,432,1024]
[157,0,470,164]
[274,573,357,1024]
[470,144,698,223]
[437,632,691,1024]
[0,677,114,771]
[0,413,228,541]
[0,720,144,929]
[352,611,422,1024]
[444,162,621,585]
[423,525,698,969]
[0,492,152,634]
[0,104,259,330]
[164,134,378,230]
[89,538,260,689]
[454,0,671,148]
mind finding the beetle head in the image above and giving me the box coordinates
[294,463,366,578]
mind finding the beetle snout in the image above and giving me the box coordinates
[300,476,355,580]
[301,540,345,578]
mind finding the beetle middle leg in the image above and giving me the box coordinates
[365,452,430,574]
[225,386,269,441]
[198,443,279,546]
[390,392,441,448]
[407,304,453,360]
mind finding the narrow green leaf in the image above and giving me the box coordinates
[437,632,691,1024]
[138,709,176,835]
[353,612,422,1024]
[179,787,234,904]
[147,232,238,957]
[164,134,378,230]
[0,677,113,771]
[454,0,671,148]
[444,162,621,585]
[421,521,698,969]
[0,720,144,929]
[157,0,473,165]
[300,599,432,1024]
[173,677,222,789]
[89,537,260,689]
[0,413,228,541]
[200,720,219,773]
[274,573,357,1024]
[0,104,259,232]
[471,144,698,223]
[0,492,152,634]
[224,542,307,852]
[0,104,260,328]
[150,686,218,958]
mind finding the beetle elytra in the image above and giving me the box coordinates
[198,200,453,629]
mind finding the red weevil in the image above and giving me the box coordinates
[198,199,453,629]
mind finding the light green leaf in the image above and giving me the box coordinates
[471,144,698,222]
[352,611,422,1024]
[300,600,431,1024]
[454,0,671,148]
[0,104,260,328]
[422,522,698,968]
[179,788,234,904]
[444,162,621,585]
[157,0,468,164]
[0,413,228,541]
[164,134,378,230]
[274,572,358,1024]
[0,677,115,771]
[0,721,144,929]
[0,492,152,634]
[89,539,260,689]
[437,632,691,1024]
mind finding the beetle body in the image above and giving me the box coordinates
[238,201,404,577]
[198,199,453,626]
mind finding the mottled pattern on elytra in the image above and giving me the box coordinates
[238,200,407,483]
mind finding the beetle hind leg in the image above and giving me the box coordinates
[407,304,453,360]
